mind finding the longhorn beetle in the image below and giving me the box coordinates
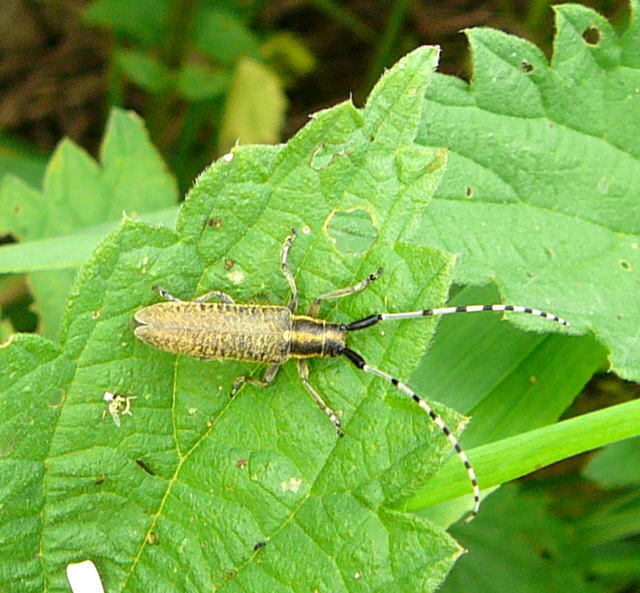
[134,229,568,520]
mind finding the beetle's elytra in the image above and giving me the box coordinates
[135,303,347,363]
[134,229,568,520]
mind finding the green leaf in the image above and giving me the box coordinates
[261,32,317,86]
[0,207,178,273]
[0,132,47,186]
[412,285,606,445]
[401,283,605,524]
[584,437,640,488]
[176,62,230,102]
[412,2,640,381]
[84,0,170,46]
[193,9,261,66]
[217,57,287,154]
[578,490,640,547]
[1,47,471,592]
[0,334,73,591]
[116,48,170,94]
[0,109,178,339]
[440,485,607,593]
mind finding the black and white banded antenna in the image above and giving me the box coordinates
[342,301,569,521]
[347,304,569,331]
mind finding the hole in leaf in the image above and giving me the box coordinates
[520,59,534,73]
[325,208,377,254]
[465,186,473,198]
[0,233,17,246]
[619,259,631,271]
[582,25,601,45]
[207,217,222,228]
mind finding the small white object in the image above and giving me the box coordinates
[102,391,136,427]
[66,560,105,593]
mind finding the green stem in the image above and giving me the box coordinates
[309,0,375,42]
[147,0,198,151]
[525,0,553,37]
[399,398,640,511]
[360,0,411,99]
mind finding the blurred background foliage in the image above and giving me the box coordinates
[0,0,631,194]
[0,1,637,591]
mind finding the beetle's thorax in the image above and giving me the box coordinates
[290,315,346,358]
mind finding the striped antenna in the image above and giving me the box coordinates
[347,303,569,331]
[343,301,569,520]
[384,304,569,325]
[342,348,480,521]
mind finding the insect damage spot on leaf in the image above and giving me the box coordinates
[519,59,534,73]
[48,388,65,408]
[0,438,15,458]
[136,458,155,475]
[395,146,446,186]
[325,208,377,254]
[226,270,245,285]
[582,25,601,46]
[309,141,352,170]
[147,532,160,545]
[619,259,631,271]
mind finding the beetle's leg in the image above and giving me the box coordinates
[230,363,280,398]
[281,229,299,313]
[296,359,343,437]
[153,285,183,302]
[153,285,235,304]
[194,290,235,304]
[308,268,383,317]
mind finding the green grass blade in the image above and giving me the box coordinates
[0,206,178,273]
[401,398,640,511]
